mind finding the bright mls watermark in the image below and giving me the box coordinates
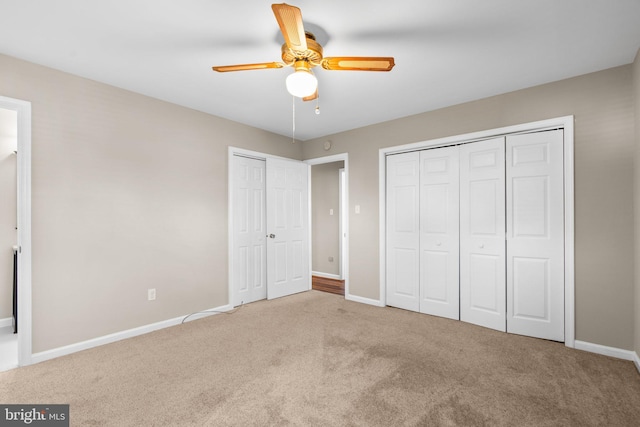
[0,405,69,426]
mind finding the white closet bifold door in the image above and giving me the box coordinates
[460,137,507,332]
[386,151,420,311]
[419,146,460,319]
[506,130,564,341]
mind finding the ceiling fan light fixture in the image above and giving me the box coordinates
[286,62,317,98]
[212,4,395,101]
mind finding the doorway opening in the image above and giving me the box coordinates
[228,148,349,305]
[0,95,32,370]
[306,154,349,298]
[0,106,18,371]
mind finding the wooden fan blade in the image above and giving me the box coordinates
[272,3,307,52]
[321,57,395,71]
[212,62,285,72]
[302,90,318,102]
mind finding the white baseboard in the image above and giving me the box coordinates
[311,271,342,280]
[574,340,637,362]
[0,317,13,328]
[31,304,232,365]
[345,293,384,307]
[24,307,640,376]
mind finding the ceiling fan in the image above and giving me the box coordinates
[212,3,395,101]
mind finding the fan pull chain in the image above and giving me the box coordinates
[291,95,296,144]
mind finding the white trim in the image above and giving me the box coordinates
[304,153,350,298]
[31,305,232,365]
[228,149,234,307]
[305,153,347,166]
[311,271,341,280]
[378,116,572,155]
[379,116,575,347]
[0,317,12,328]
[563,119,576,348]
[339,168,346,280]
[307,161,313,293]
[345,293,384,307]
[0,96,32,366]
[574,340,638,362]
[634,352,640,374]
[378,147,387,307]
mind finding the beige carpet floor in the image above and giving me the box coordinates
[1,290,640,426]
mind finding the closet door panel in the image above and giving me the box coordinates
[266,158,310,300]
[419,146,460,319]
[386,152,420,311]
[506,130,564,341]
[460,138,506,332]
[232,156,266,306]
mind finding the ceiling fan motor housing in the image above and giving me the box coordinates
[281,32,323,68]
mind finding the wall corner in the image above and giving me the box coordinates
[633,46,640,360]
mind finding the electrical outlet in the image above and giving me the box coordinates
[148,288,156,301]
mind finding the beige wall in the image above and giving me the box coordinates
[311,161,343,276]
[1,50,638,355]
[633,48,640,358]
[0,108,17,319]
[0,54,302,353]
[303,65,636,351]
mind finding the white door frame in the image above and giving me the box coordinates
[339,167,346,280]
[305,153,350,297]
[0,95,32,366]
[378,116,575,348]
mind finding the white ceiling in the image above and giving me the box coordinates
[1,1,639,141]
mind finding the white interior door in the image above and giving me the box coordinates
[506,130,564,341]
[419,146,460,319]
[266,157,310,299]
[460,137,506,332]
[232,155,266,306]
[386,152,420,311]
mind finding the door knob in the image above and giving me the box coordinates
[268,234,276,239]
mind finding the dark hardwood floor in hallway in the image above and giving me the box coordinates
[311,276,345,296]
